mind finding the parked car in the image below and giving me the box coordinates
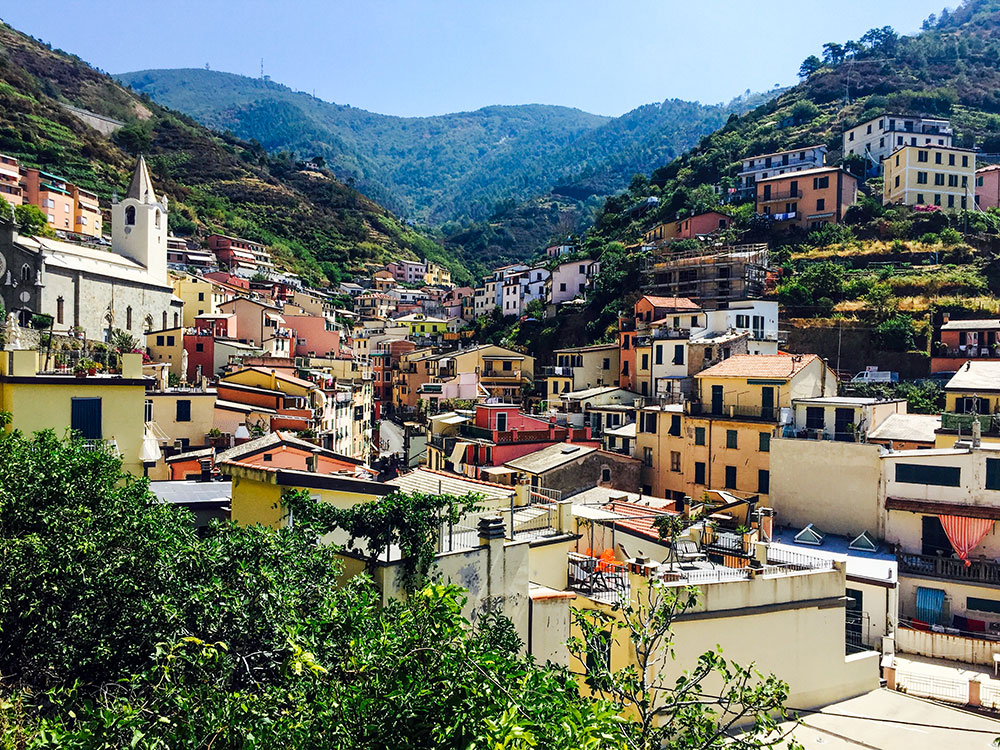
[851,370,899,384]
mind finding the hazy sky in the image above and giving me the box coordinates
[2,1,949,117]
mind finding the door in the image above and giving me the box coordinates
[495,412,508,432]
[760,386,774,420]
[834,407,854,441]
[711,385,724,415]
[845,588,865,652]
[921,516,953,557]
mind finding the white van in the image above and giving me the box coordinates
[851,370,898,384]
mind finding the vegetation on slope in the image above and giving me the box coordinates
[0,23,472,286]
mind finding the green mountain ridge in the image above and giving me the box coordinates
[0,24,472,286]
[117,68,775,251]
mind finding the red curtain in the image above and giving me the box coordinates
[939,515,994,567]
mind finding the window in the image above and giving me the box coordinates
[695,426,706,445]
[735,314,750,328]
[894,175,900,187]
[156,335,164,346]
[968,597,1000,615]
[144,399,153,422]
[725,465,737,489]
[673,344,684,365]
[962,155,969,167]
[806,407,825,430]
[654,345,663,366]
[559,282,566,291]
[694,461,706,485]
[934,173,945,186]
[668,414,681,437]
[641,353,649,370]
[198,292,205,301]
[948,174,958,187]
[918,150,928,162]
[602,357,610,370]
[758,469,770,494]
[56,296,64,325]
[917,172,928,184]
[670,451,681,472]
[812,176,829,189]
[166,335,175,346]
[816,198,825,211]
[125,205,136,225]
[948,195,955,208]
[895,463,961,487]
[949,153,956,166]
[195,342,204,352]
[759,432,770,452]
[640,412,657,433]
[70,398,102,439]
[726,429,738,449]
[986,458,1000,490]
[601,467,611,483]
[934,194,942,206]
[643,447,653,467]
[175,400,192,422]
[916,193,924,204]
[126,306,132,330]
[935,152,942,164]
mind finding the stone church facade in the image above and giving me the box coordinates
[0,157,181,339]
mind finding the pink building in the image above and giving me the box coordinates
[976,165,1000,210]
[204,272,251,291]
[284,313,342,357]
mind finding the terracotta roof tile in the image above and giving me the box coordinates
[641,295,701,311]
[696,353,821,379]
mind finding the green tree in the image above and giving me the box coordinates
[876,314,916,351]
[798,55,823,78]
[14,204,54,237]
[776,281,813,307]
[799,261,845,299]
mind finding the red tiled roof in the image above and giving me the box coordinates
[604,500,678,540]
[640,295,701,311]
[696,353,820,379]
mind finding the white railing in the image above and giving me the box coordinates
[895,669,969,704]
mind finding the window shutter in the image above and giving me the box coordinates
[71,398,102,440]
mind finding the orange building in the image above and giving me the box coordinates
[0,153,23,206]
[642,211,732,245]
[17,166,103,238]
[755,166,858,232]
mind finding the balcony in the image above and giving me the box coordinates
[686,401,779,422]
[544,366,574,377]
[481,368,522,381]
[758,189,803,202]
[940,412,1000,434]
[935,346,1000,359]
[899,552,1000,585]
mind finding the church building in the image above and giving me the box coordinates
[0,156,182,338]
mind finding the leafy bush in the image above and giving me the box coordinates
[876,314,916,351]
[798,261,845,299]
[807,222,854,247]
[939,227,963,245]
[776,281,813,307]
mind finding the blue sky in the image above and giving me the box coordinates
[3,1,950,117]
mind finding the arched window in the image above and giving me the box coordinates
[20,264,30,282]
[162,311,168,330]
[126,306,133,330]
[144,314,153,332]
[56,297,64,325]
[154,209,161,229]
[125,205,136,226]
[173,312,179,327]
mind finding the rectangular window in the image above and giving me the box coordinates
[917,193,924,204]
[759,432,770,452]
[968,597,1000,615]
[643,447,653,467]
[963,155,969,167]
[895,463,961,487]
[812,176,829,189]
[949,153,956,166]
[725,465,737,489]
[70,397,102,440]
[669,414,681,437]
[673,344,684,365]
[726,429,738,449]
[602,357,610,370]
[758,469,770,494]
[655,345,663,366]
[806,407,825,430]
[670,451,681,472]
[694,461,706,485]
[948,174,958,187]
[640,412,657,434]
[934,173,945,186]
[917,172,928,184]
[641,353,649,370]
[166,336,175,346]
[986,458,1000,490]
[175,400,192,422]
[816,198,825,211]
[695,426,706,446]
[895,175,900,187]
[935,152,942,164]
[918,150,928,162]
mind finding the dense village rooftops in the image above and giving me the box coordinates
[868,413,941,444]
[553,342,619,353]
[218,430,362,468]
[504,443,601,473]
[755,166,850,183]
[229,366,318,389]
[940,318,1000,330]
[770,527,897,584]
[943,361,1000,392]
[697,353,819,379]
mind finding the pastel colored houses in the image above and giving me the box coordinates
[756,166,858,231]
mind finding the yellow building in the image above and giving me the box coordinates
[146,387,217,452]
[0,350,148,475]
[635,354,836,500]
[423,262,452,287]
[171,273,231,328]
[394,313,449,339]
[545,343,619,401]
[883,144,976,210]
[145,326,185,377]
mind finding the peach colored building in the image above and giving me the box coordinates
[756,166,858,232]
[976,164,1000,210]
[642,211,732,245]
[283,313,342,357]
[0,154,23,207]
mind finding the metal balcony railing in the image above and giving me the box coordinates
[686,402,779,422]
[940,412,1000,433]
[899,552,1000,585]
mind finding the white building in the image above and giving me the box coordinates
[549,259,600,305]
[843,114,953,172]
[737,145,827,193]
[501,266,549,316]
[699,300,780,355]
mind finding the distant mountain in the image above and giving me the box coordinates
[118,69,773,233]
[0,23,471,286]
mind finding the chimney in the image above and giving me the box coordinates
[199,459,212,482]
[759,507,774,542]
[973,418,982,449]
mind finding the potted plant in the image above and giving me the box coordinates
[736,524,756,553]
[73,360,89,378]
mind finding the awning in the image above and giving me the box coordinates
[939,515,994,566]
[439,415,468,425]
[572,505,625,521]
[916,586,946,626]
[449,441,471,466]
[264,312,285,322]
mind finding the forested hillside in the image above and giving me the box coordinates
[0,23,472,286]
[118,68,773,236]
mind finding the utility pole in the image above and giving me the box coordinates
[836,319,843,375]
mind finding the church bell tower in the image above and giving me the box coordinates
[111,156,168,286]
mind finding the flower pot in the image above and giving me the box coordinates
[87,368,97,376]
[75,371,86,378]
